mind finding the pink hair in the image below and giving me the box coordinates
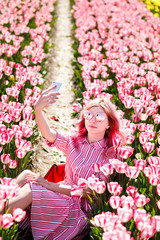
[73,98,125,147]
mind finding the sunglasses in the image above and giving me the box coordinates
[84,111,106,122]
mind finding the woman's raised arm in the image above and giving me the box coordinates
[34,86,60,143]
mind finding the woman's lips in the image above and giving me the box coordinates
[88,125,97,128]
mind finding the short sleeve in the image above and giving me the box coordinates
[45,132,70,154]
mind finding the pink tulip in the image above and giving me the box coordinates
[117,207,133,223]
[148,175,159,186]
[77,178,88,188]
[135,153,142,160]
[1,95,9,102]
[112,136,123,148]
[137,123,146,131]
[152,215,160,232]
[103,229,133,240]
[107,182,123,196]
[87,175,99,189]
[143,167,150,177]
[22,58,30,66]
[0,177,16,186]
[88,175,106,194]
[134,193,150,207]
[15,138,32,151]
[16,148,27,159]
[14,130,23,139]
[93,162,104,173]
[139,133,148,144]
[140,224,156,239]
[147,156,160,165]
[90,211,122,231]
[0,213,14,229]
[143,142,155,153]
[90,212,108,229]
[125,166,140,179]
[114,161,128,174]
[148,165,160,175]
[126,135,135,144]
[140,113,148,121]
[134,159,146,171]
[27,120,36,128]
[120,196,134,209]
[100,163,114,176]
[1,154,11,164]
[109,158,119,168]
[109,196,121,209]
[117,146,134,159]
[72,103,82,112]
[123,97,133,109]
[126,186,138,198]
[116,230,133,240]
[94,181,106,194]
[8,160,18,169]
[102,231,118,240]
[25,88,33,96]
[22,126,33,138]
[134,209,151,223]
[23,112,34,121]
[13,208,26,222]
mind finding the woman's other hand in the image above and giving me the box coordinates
[25,173,48,188]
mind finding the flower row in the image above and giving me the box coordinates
[71,0,160,238]
[0,0,56,177]
[0,0,57,236]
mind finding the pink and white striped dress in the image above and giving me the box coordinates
[24,133,115,240]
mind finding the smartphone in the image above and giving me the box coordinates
[52,82,62,92]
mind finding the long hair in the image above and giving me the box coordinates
[73,98,125,147]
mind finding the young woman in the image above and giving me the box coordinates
[2,85,124,240]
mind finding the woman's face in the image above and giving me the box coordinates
[84,106,109,136]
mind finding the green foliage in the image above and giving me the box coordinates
[0,223,19,240]
[89,226,103,240]
[27,17,37,29]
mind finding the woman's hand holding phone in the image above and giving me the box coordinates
[34,82,62,111]
[51,82,62,92]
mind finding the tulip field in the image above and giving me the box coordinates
[71,0,160,239]
[0,0,160,239]
[0,0,57,238]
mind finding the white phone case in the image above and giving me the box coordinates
[52,82,62,92]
